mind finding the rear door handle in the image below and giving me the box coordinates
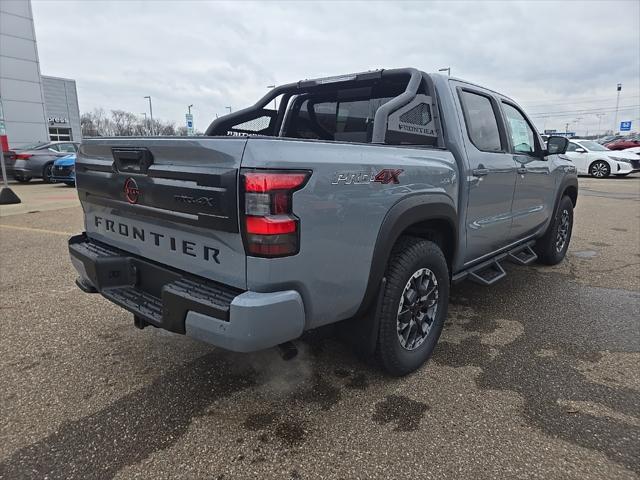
[517,167,527,175]
[472,168,489,177]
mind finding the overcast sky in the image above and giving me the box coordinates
[32,0,640,135]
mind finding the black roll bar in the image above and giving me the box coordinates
[205,67,424,140]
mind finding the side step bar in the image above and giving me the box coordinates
[453,240,537,286]
[468,259,506,286]
[508,244,538,265]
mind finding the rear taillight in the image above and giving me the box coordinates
[16,153,32,160]
[242,169,310,257]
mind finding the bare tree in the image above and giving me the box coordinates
[81,109,185,137]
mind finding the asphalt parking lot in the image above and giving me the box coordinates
[1,176,639,480]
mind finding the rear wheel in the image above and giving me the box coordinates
[42,163,54,183]
[535,195,574,265]
[589,160,610,178]
[375,237,449,376]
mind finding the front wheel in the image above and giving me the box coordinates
[535,195,574,265]
[375,237,449,376]
[42,163,54,183]
[589,160,610,178]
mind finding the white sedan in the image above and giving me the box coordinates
[564,139,640,177]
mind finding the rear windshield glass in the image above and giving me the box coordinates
[284,82,409,143]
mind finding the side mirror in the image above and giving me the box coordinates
[575,148,586,153]
[546,136,568,155]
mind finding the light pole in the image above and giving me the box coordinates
[438,67,451,76]
[188,104,193,115]
[267,85,277,111]
[144,96,154,136]
[225,106,232,114]
[613,83,622,134]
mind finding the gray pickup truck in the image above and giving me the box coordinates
[68,68,577,375]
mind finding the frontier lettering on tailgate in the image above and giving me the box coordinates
[93,215,220,264]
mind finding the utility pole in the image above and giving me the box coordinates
[267,85,277,110]
[573,117,583,137]
[144,96,154,135]
[595,113,605,141]
[614,83,622,134]
[438,67,451,76]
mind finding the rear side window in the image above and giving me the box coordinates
[460,91,503,152]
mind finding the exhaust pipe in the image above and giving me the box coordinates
[277,342,298,361]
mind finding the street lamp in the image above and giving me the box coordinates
[187,104,193,115]
[144,96,154,136]
[613,83,622,133]
[438,67,451,76]
[226,106,232,114]
[267,85,277,111]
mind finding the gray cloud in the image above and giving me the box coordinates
[32,0,639,135]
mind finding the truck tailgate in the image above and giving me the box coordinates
[76,137,247,289]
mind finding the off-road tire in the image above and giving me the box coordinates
[375,237,449,376]
[535,195,574,265]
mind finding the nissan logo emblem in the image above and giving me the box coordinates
[123,178,140,204]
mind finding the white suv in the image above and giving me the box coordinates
[565,139,640,177]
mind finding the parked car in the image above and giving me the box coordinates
[622,146,640,155]
[69,68,577,376]
[51,154,76,186]
[604,138,640,150]
[565,139,640,177]
[12,141,80,183]
[598,135,622,145]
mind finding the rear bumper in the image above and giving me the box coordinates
[68,233,305,352]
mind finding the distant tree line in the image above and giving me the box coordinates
[81,109,200,137]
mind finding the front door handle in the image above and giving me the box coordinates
[472,168,489,177]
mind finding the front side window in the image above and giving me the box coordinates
[460,91,502,152]
[502,103,537,155]
[566,142,579,152]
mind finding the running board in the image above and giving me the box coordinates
[508,244,538,265]
[468,260,506,286]
[452,240,537,285]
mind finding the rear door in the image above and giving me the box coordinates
[454,84,517,264]
[500,101,555,240]
[76,137,248,289]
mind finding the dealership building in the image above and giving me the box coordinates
[0,0,81,149]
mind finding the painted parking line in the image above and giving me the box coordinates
[0,224,73,237]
